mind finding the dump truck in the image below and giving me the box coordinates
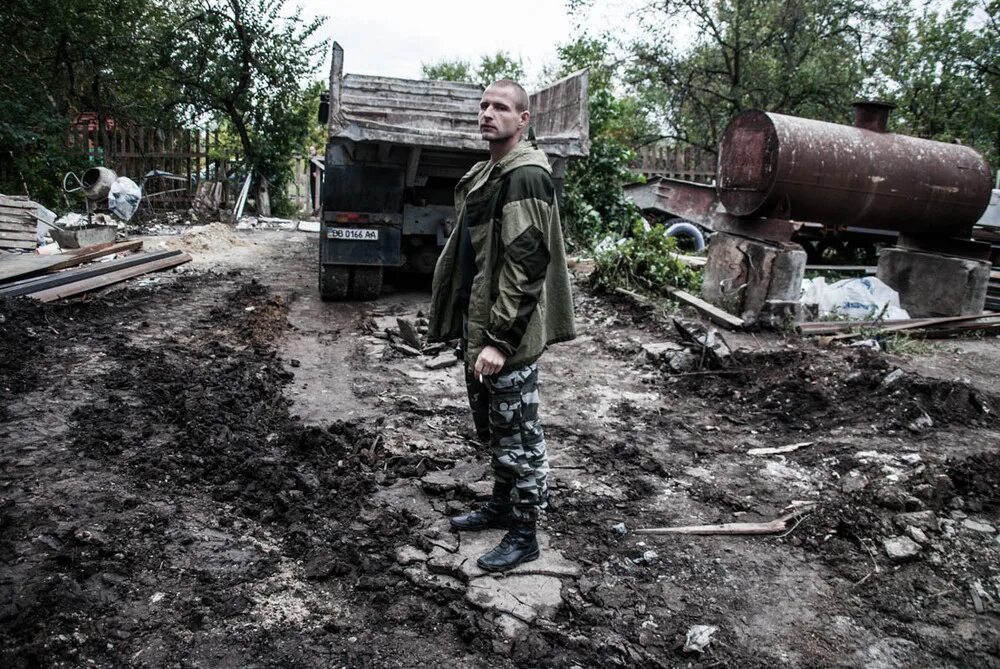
[316,42,590,300]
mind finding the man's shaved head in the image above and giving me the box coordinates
[487,79,529,113]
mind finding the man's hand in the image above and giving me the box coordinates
[474,345,507,380]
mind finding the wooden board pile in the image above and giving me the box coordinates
[0,240,191,302]
[797,311,1000,341]
[0,194,56,250]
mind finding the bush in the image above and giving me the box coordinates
[591,220,702,295]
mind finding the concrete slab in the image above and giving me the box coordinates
[877,247,990,317]
[466,573,565,623]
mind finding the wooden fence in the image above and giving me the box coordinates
[66,125,235,212]
[632,143,716,184]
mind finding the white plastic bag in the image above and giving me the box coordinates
[108,176,142,221]
[801,276,910,320]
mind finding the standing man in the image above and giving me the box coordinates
[428,79,576,572]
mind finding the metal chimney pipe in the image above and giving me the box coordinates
[852,101,894,133]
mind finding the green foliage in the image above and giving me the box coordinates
[0,0,180,200]
[421,59,475,83]
[157,0,326,204]
[476,52,526,87]
[557,37,654,246]
[877,0,1000,167]
[421,51,526,88]
[591,220,702,294]
[626,0,898,153]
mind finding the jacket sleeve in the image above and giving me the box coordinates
[486,166,554,356]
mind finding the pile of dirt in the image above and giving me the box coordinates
[156,222,249,254]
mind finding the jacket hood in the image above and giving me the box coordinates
[494,140,552,176]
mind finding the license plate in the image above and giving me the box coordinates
[328,227,379,241]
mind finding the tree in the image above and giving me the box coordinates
[421,59,474,83]
[622,0,902,153]
[0,0,180,202]
[879,0,1000,168]
[421,51,526,88]
[557,37,656,245]
[159,0,326,212]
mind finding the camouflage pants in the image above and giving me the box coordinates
[464,362,549,519]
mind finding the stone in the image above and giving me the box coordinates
[893,510,939,532]
[905,526,928,545]
[466,574,564,622]
[700,232,807,326]
[883,536,921,562]
[424,354,458,370]
[667,350,699,373]
[881,369,904,387]
[494,613,529,639]
[877,246,990,318]
[611,523,628,536]
[395,545,429,565]
[642,342,683,362]
[962,518,997,534]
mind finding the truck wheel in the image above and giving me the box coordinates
[319,264,350,301]
[349,266,383,300]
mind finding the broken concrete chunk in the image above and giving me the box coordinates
[907,413,934,433]
[683,624,718,653]
[668,350,699,373]
[893,510,939,532]
[905,526,929,545]
[881,369,904,387]
[611,522,628,536]
[390,342,422,357]
[883,536,921,561]
[424,354,459,370]
[641,342,683,362]
[395,545,429,566]
[962,518,997,534]
[396,318,422,349]
[466,573,564,623]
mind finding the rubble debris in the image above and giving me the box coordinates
[635,504,816,536]
[397,317,422,349]
[50,224,117,249]
[683,625,718,653]
[747,441,813,456]
[611,522,628,536]
[424,354,458,370]
[961,519,996,534]
[391,342,422,357]
[906,526,929,545]
[893,511,939,532]
[883,536,921,562]
[881,369,905,387]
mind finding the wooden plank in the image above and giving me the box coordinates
[0,220,36,232]
[28,253,191,302]
[821,312,1000,343]
[0,239,36,250]
[0,230,36,241]
[0,251,183,297]
[0,240,143,283]
[666,287,745,329]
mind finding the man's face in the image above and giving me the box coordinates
[478,86,529,142]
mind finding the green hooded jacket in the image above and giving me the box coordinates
[428,140,576,371]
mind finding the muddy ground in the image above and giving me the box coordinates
[2,228,999,668]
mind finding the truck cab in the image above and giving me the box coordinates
[317,42,589,300]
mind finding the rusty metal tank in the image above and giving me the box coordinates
[716,103,993,238]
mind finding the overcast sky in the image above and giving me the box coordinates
[295,0,645,86]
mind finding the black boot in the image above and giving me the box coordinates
[450,500,513,531]
[476,513,540,572]
[450,482,513,531]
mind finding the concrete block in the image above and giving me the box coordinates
[701,232,807,325]
[877,247,990,317]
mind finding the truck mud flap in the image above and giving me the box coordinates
[321,225,402,266]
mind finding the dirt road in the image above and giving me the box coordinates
[2,228,999,668]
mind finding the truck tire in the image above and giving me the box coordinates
[319,264,350,301]
[349,266,383,300]
[664,219,706,252]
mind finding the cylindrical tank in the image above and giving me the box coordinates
[716,105,993,238]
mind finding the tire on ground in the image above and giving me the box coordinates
[350,266,383,300]
[663,219,706,252]
[319,264,350,301]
